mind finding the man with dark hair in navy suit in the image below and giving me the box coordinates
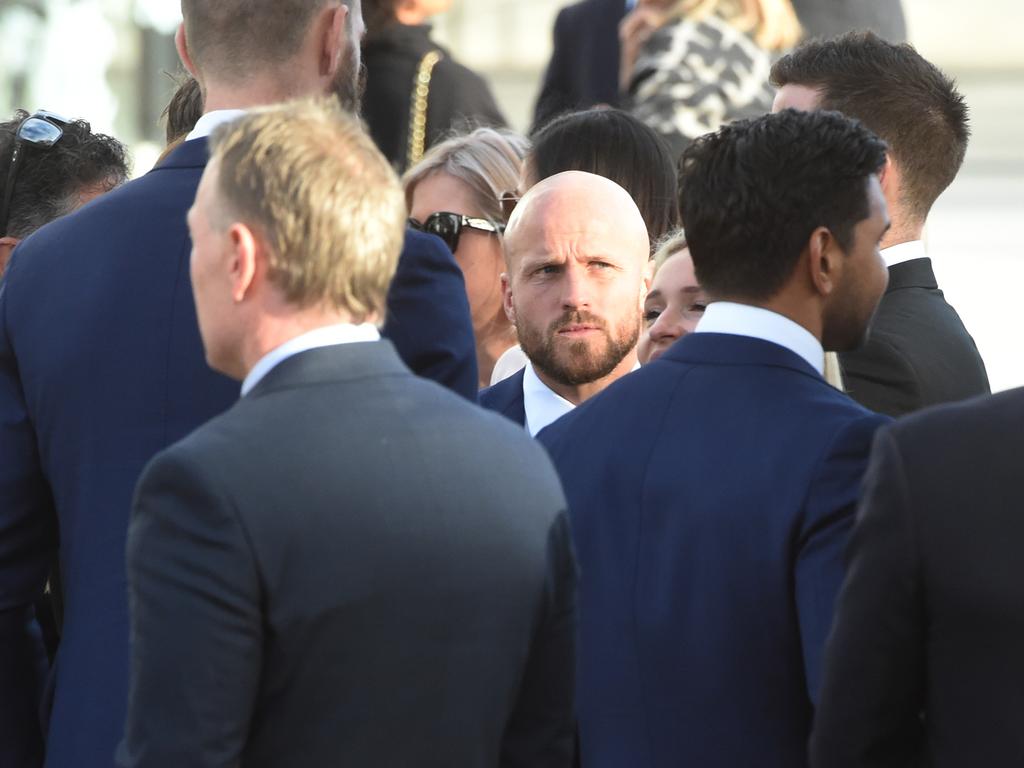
[538,109,893,767]
[0,1,475,765]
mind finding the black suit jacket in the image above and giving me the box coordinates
[478,368,527,427]
[790,0,906,41]
[811,387,1024,768]
[840,257,989,417]
[533,0,626,131]
[363,23,506,172]
[119,341,576,768]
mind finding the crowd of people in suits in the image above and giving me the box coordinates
[0,1,1017,767]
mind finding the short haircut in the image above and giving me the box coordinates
[208,98,405,320]
[181,0,345,81]
[678,109,887,301]
[529,107,680,247]
[770,31,969,223]
[402,127,529,227]
[163,73,204,146]
[0,110,129,239]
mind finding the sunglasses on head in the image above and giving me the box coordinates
[1,110,70,236]
[408,211,504,254]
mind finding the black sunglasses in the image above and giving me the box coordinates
[1,110,70,236]
[408,211,504,253]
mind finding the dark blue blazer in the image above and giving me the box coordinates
[478,368,526,426]
[533,0,627,130]
[0,138,475,767]
[537,332,889,768]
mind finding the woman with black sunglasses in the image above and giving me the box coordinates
[404,126,528,389]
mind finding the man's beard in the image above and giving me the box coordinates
[332,51,365,116]
[518,309,639,387]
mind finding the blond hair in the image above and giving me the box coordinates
[664,0,802,51]
[209,98,405,322]
[402,127,529,226]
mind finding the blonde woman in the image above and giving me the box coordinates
[640,231,845,389]
[622,0,802,157]
[404,127,528,387]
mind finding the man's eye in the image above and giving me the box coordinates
[536,265,560,276]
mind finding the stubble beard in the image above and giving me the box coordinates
[518,309,639,387]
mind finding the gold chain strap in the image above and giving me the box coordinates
[406,50,443,169]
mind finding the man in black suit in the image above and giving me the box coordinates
[811,386,1024,767]
[533,0,627,130]
[118,100,576,768]
[772,32,989,417]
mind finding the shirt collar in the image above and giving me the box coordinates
[881,239,926,269]
[186,109,248,142]
[241,323,381,396]
[694,301,824,375]
[520,358,641,436]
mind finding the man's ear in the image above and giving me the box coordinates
[175,24,199,80]
[321,3,349,78]
[878,153,898,201]
[227,223,260,303]
[501,272,516,325]
[806,226,840,298]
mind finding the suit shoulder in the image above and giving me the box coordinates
[890,387,1024,450]
[479,371,523,409]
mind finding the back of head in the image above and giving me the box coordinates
[402,126,529,226]
[181,0,341,82]
[528,107,679,246]
[209,97,405,320]
[678,109,887,301]
[770,31,969,223]
[163,73,204,146]
[0,110,129,240]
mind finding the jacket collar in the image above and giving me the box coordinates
[152,137,210,172]
[480,368,527,426]
[663,332,824,382]
[886,256,938,292]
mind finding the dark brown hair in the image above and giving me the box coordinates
[771,31,969,223]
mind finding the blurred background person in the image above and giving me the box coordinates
[622,0,802,158]
[0,109,128,275]
[525,107,679,247]
[532,0,628,130]
[637,230,705,365]
[404,126,528,387]
[791,0,905,41]
[158,72,203,161]
[772,31,989,416]
[362,0,506,173]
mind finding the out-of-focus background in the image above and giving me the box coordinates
[1,0,1021,389]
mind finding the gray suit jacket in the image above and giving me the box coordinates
[119,340,576,768]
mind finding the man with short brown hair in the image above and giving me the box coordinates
[771,31,989,416]
[119,100,576,768]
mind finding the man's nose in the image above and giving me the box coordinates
[560,264,592,310]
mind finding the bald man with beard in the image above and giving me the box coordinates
[479,171,650,435]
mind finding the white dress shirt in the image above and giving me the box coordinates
[881,239,926,269]
[694,301,825,375]
[186,109,248,142]
[241,323,381,396]
[521,359,642,437]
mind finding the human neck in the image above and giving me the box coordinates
[880,223,924,252]
[475,316,518,389]
[534,350,638,406]
[240,308,360,379]
[203,78,321,114]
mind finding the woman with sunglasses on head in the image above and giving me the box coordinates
[404,127,529,388]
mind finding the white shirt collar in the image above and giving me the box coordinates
[694,301,825,375]
[521,359,640,437]
[240,323,381,396]
[186,109,248,142]
[881,239,926,269]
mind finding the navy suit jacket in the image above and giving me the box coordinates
[0,137,475,767]
[537,333,889,768]
[478,368,526,426]
[533,0,626,130]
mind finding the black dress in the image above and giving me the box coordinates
[362,23,507,173]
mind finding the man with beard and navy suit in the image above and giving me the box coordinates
[0,1,476,765]
[538,109,892,767]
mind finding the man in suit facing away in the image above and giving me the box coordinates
[538,109,892,767]
[0,2,479,765]
[811,386,1024,767]
[118,99,576,768]
[478,172,650,434]
[772,32,989,417]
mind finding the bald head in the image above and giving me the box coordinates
[504,171,649,271]
[500,171,651,402]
